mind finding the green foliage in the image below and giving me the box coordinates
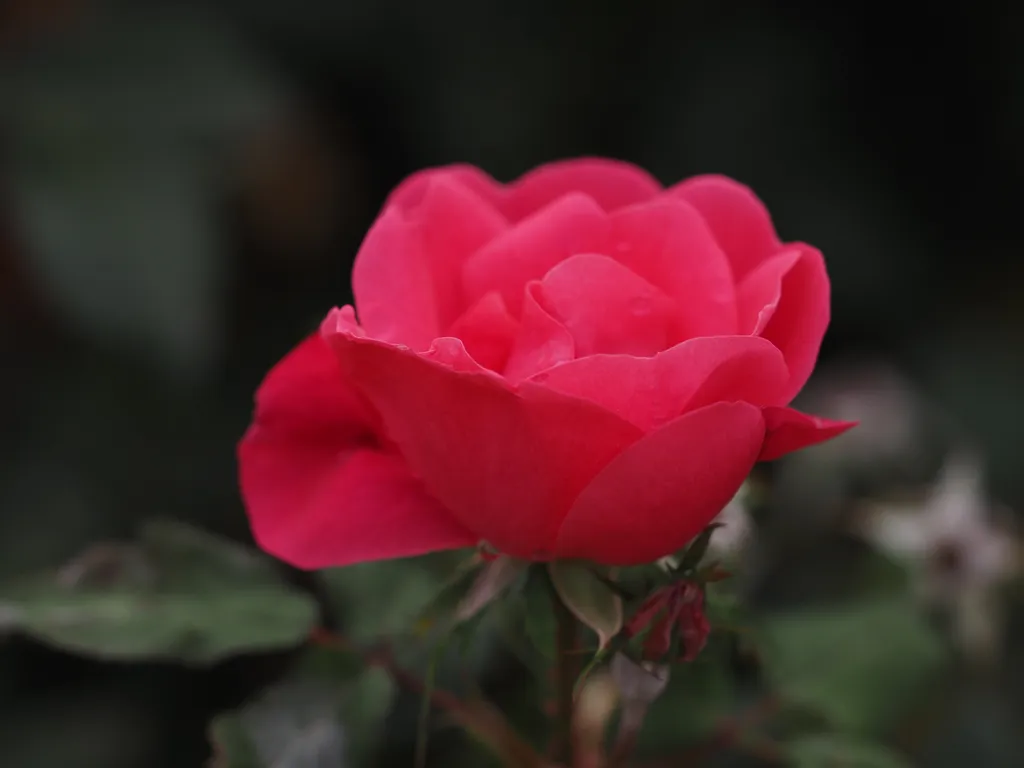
[457,557,529,623]
[521,567,558,662]
[704,581,746,630]
[1,3,285,378]
[0,520,317,664]
[759,598,948,735]
[321,552,469,644]
[547,561,622,649]
[210,648,395,767]
[786,734,913,767]
[674,523,723,574]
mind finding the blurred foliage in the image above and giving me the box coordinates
[0,520,317,663]
[211,649,394,768]
[785,735,912,768]
[759,599,948,735]
[1,1,286,380]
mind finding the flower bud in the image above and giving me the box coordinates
[624,581,710,663]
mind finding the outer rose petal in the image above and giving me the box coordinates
[555,402,765,565]
[324,309,644,560]
[529,336,789,431]
[462,193,608,315]
[537,253,678,357]
[608,199,737,337]
[737,245,830,402]
[352,175,506,349]
[238,334,476,568]
[759,406,857,462]
[384,164,504,213]
[667,174,782,281]
[502,158,663,221]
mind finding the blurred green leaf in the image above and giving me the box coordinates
[211,647,394,768]
[857,550,913,598]
[548,561,622,650]
[759,598,948,734]
[786,734,912,767]
[522,567,557,661]
[321,553,466,645]
[675,523,723,573]
[0,519,317,663]
[1,4,286,378]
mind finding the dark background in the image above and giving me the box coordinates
[0,0,1021,765]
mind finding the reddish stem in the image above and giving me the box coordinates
[311,628,547,768]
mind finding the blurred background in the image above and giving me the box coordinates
[0,0,1021,766]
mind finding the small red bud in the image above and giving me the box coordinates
[624,581,710,663]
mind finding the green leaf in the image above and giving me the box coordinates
[548,561,623,650]
[456,557,529,623]
[321,552,465,644]
[857,550,913,598]
[521,567,557,661]
[675,523,724,573]
[210,647,395,767]
[786,734,913,767]
[759,598,948,734]
[1,4,286,378]
[0,519,317,664]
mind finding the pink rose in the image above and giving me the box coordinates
[238,158,853,568]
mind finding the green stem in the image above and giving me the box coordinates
[548,569,579,766]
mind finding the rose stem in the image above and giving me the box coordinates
[310,628,544,768]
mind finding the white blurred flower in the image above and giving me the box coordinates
[855,451,1020,664]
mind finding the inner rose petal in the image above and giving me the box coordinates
[502,158,662,221]
[461,193,609,316]
[503,282,576,382]
[607,199,738,338]
[447,291,520,372]
[352,175,506,349]
[536,253,679,358]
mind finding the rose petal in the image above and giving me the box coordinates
[384,164,504,213]
[448,290,520,372]
[462,193,608,315]
[383,159,662,223]
[503,158,663,221]
[353,175,506,349]
[503,282,576,382]
[608,199,737,337]
[248,333,374,436]
[555,402,765,565]
[737,245,830,402]
[324,310,644,560]
[537,253,678,357]
[529,336,789,431]
[758,406,856,462]
[667,174,781,281]
[238,334,475,568]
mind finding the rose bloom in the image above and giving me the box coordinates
[239,159,853,568]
